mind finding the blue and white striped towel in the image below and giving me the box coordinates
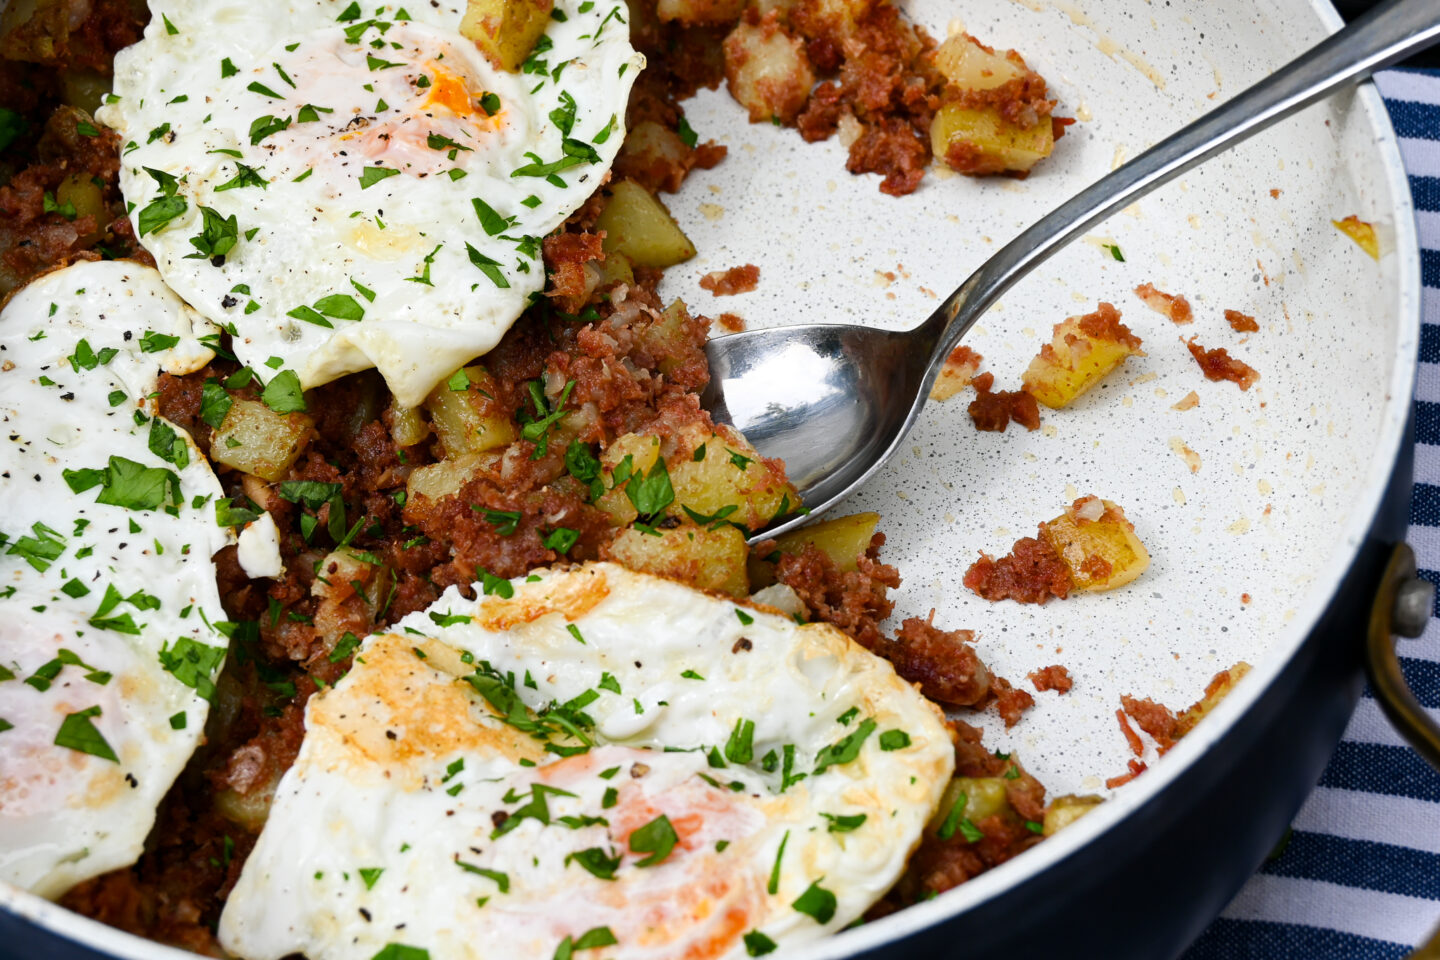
[1183,68,1440,960]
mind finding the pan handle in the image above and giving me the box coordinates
[1370,544,1440,960]
[1366,542,1440,771]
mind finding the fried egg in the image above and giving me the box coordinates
[220,563,953,960]
[97,0,641,408]
[0,261,234,898]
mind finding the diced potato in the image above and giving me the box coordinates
[934,34,1026,90]
[405,452,497,504]
[638,299,694,377]
[668,428,799,531]
[594,433,662,526]
[748,512,877,588]
[776,512,877,570]
[56,172,104,242]
[388,401,430,448]
[595,180,696,269]
[314,546,390,608]
[657,0,746,25]
[59,69,110,113]
[214,770,282,833]
[1332,215,1380,260]
[595,250,635,289]
[792,0,873,42]
[614,120,690,194]
[931,103,1055,177]
[1175,662,1252,737]
[1039,497,1149,592]
[210,399,313,482]
[423,365,516,458]
[1043,794,1103,836]
[313,547,391,640]
[930,776,1012,835]
[460,0,553,72]
[722,19,815,123]
[1020,303,1143,410]
[603,522,749,596]
[748,0,798,22]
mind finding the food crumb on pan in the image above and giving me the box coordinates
[930,345,982,401]
[716,312,746,332]
[1105,758,1148,789]
[1029,665,1073,694]
[1171,391,1199,411]
[699,263,760,296]
[1134,282,1193,324]
[1185,336,1260,390]
[968,372,1042,432]
[1170,436,1202,473]
[1225,309,1260,333]
[1332,214,1380,260]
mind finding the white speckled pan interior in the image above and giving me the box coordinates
[0,0,1419,956]
[663,0,1418,951]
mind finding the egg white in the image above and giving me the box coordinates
[98,0,642,407]
[0,261,234,898]
[219,562,954,960]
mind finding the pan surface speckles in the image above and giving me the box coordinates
[662,0,1415,837]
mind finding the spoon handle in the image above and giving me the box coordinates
[919,0,1440,375]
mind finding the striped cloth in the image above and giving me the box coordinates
[1183,68,1440,960]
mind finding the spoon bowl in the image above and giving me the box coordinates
[702,0,1439,542]
[701,322,939,515]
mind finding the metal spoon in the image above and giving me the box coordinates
[702,0,1439,542]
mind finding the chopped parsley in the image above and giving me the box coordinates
[767,830,788,894]
[743,931,777,956]
[724,717,755,764]
[628,814,677,867]
[792,879,837,924]
[455,860,509,892]
[820,812,867,833]
[565,846,620,880]
[878,729,912,751]
[54,706,117,762]
[813,718,876,775]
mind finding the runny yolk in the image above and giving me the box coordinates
[426,65,483,117]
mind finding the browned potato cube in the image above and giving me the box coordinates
[637,299,697,377]
[1021,302,1144,410]
[1043,794,1103,836]
[931,103,1055,177]
[749,511,877,588]
[422,365,516,458]
[791,0,873,43]
[388,401,430,448]
[594,433,662,527]
[775,512,877,570]
[1038,496,1149,592]
[934,34,1027,90]
[657,0,746,25]
[405,452,499,505]
[722,18,815,124]
[55,172,105,243]
[210,399,313,482]
[614,120,691,194]
[460,0,554,72]
[669,427,799,531]
[929,776,1013,836]
[602,522,749,596]
[595,180,697,269]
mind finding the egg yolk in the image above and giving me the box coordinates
[261,22,509,181]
